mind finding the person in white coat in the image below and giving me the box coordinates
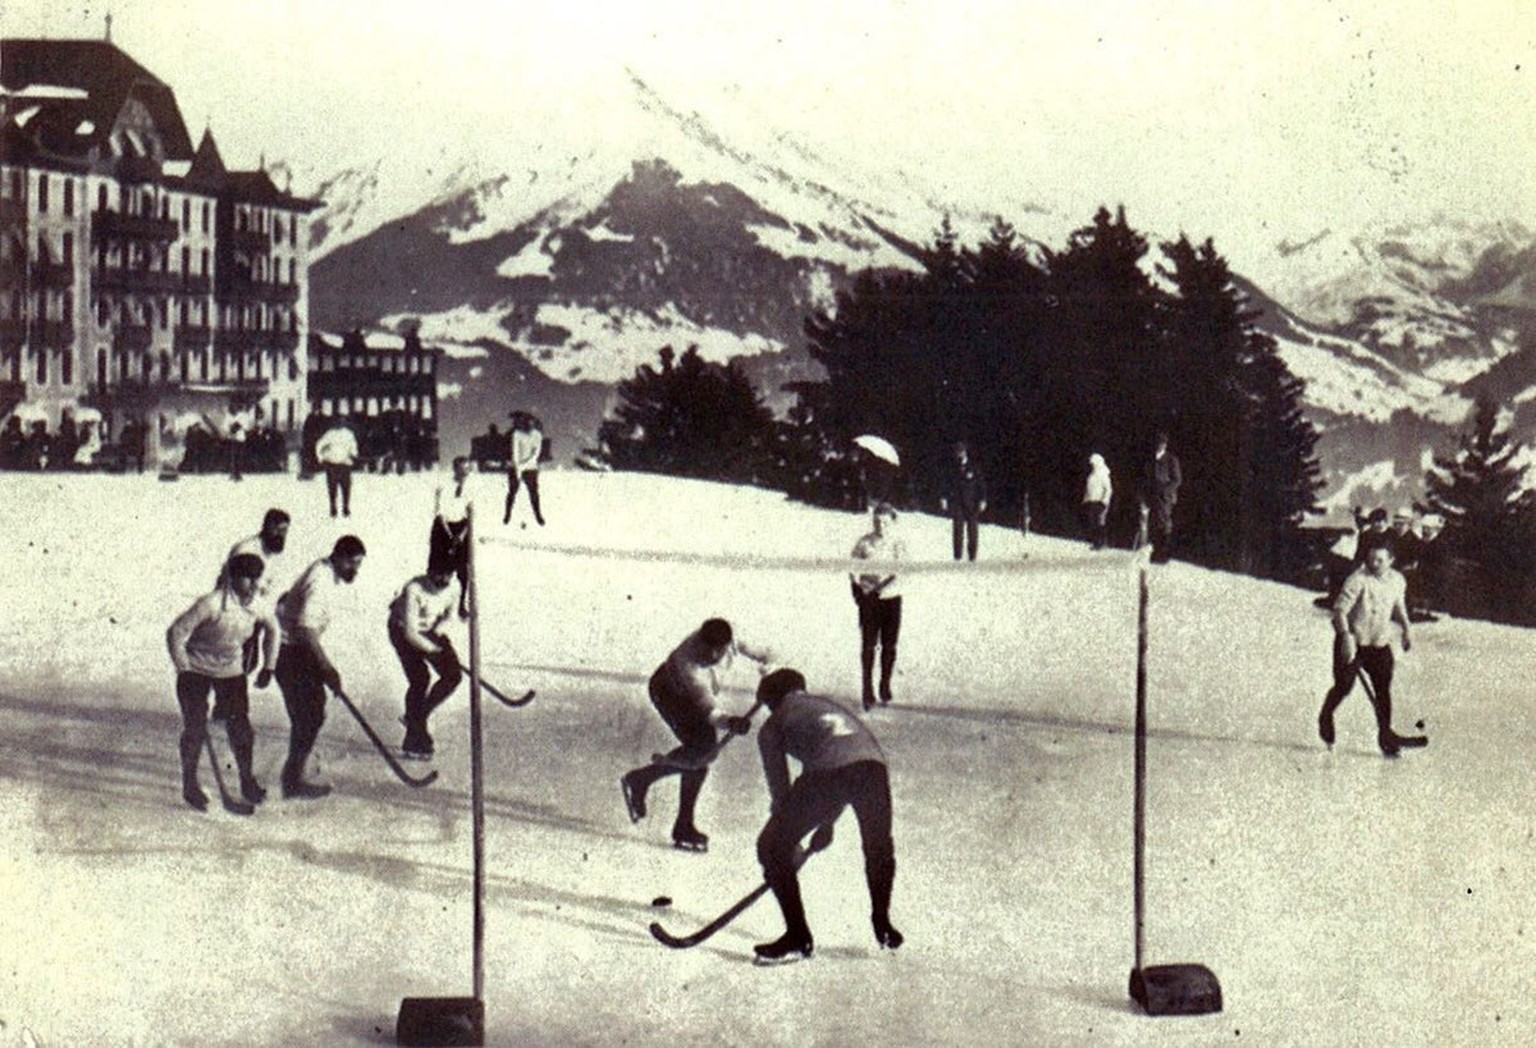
[1082,453,1113,550]
[504,413,545,526]
[315,421,359,518]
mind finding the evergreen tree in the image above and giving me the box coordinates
[596,344,775,483]
[1158,235,1322,575]
[1423,396,1536,621]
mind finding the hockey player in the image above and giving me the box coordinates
[1318,543,1422,757]
[274,535,366,798]
[850,502,905,709]
[388,555,464,760]
[504,413,545,527]
[751,668,902,962]
[166,553,279,810]
[221,508,291,601]
[620,618,774,852]
[431,456,473,618]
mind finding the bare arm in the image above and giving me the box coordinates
[256,605,280,674]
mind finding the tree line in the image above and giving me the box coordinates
[595,206,1327,581]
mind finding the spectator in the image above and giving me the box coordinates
[1146,432,1182,563]
[315,419,359,518]
[942,441,986,562]
[1082,453,1113,550]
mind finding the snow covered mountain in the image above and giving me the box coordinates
[294,74,1536,509]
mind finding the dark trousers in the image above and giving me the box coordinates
[1082,501,1108,549]
[505,469,544,524]
[951,513,978,561]
[757,761,896,940]
[1320,639,1397,749]
[177,672,255,784]
[857,595,902,704]
[324,465,353,516]
[1150,502,1174,562]
[624,669,718,835]
[389,623,463,750]
[275,643,328,786]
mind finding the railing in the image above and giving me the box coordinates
[174,325,212,351]
[91,209,179,242]
[0,319,74,348]
[85,375,271,405]
[32,261,76,290]
[94,266,181,294]
[227,227,270,253]
[112,324,154,354]
[214,327,298,353]
[220,274,299,304]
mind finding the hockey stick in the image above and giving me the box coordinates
[330,687,440,788]
[650,698,764,771]
[203,735,255,816]
[469,667,535,708]
[1355,666,1428,749]
[648,832,831,949]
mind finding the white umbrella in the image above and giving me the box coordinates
[853,434,901,467]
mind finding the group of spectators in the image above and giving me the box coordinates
[0,412,144,472]
[178,422,290,477]
[300,410,438,477]
[1319,505,1444,621]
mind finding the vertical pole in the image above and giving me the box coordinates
[1133,564,1149,975]
[466,502,485,1003]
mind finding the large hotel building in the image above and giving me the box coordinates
[1,36,320,462]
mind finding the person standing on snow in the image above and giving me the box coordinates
[1318,544,1423,758]
[1146,433,1181,563]
[620,618,775,852]
[750,668,902,963]
[388,556,464,760]
[1082,453,1113,550]
[850,502,906,709]
[316,420,359,518]
[504,413,545,527]
[431,456,474,618]
[167,553,279,811]
[274,535,367,798]
[943,441,987,562]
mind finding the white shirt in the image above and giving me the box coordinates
[851,529,906,600]
[277,558,347,641]
[316,426,359,466]
[512,428,542,472]
[226,534,288,603]
[436,474,473,524]
[389,577,458,651]
[168,587,279,679]
[1334,567,1408,648]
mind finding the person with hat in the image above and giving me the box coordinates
[274,535,367,799]
[1082,452,1114,551]
[619,618,774,852]
[166,553,279,811]
[388,556,464,760]
[750,668,903,963]
[942,441,987,561]
[504,412,546,527]
[1145,432,1182,563]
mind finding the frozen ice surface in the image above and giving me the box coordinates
[0,470,1532,1046]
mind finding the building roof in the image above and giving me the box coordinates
[1,39,193,160]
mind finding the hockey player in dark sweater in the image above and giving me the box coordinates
[751,668,902,963]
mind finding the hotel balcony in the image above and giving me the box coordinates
[214,327,299,354]
[91,209,180,243]
[84,374,271,410]
[112,324,154,354]
[0,318,75,349]
[226,227,270,254]
[94,266,182,295]
[218,274,300,305]
[173,324,212,352]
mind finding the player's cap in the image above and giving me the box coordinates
[227,553,265,580]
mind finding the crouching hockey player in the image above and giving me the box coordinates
[752,668,903,963]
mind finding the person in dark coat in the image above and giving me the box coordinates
[1147,432,1182,563]
[942,442,986,562]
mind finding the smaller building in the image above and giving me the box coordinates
[304,328,440,472]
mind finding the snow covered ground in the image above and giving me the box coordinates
[1,469,1534,1047]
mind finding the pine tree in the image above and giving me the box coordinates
[597,345,775,482]
[1423,396,1536,620]
[1158,235,1321,575]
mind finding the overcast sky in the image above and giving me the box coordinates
[8,1,1533,269]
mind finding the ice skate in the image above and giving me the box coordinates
[754,931,814,964]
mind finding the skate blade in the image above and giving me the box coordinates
[672,841,709,853]
[753,950,812,967]
[400,750,435,763]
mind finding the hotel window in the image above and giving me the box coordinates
[61,350,73,386]
[36,349,46,384]
[287,399,294,431]
[97,183,108,211]
[202,202,210,233]
[62,233,73,268]
[97,350,107,387]
[200,248,209,276]
[200,348,209,379]
[182,199,190,228]
[63,180,74,217]
[37,174,48,213]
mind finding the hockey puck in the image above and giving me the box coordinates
[1415,720,1425,730]
[651,896,672,908]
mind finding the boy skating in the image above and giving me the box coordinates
[388,557,464,760]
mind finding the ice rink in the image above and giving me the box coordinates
[1,468,1532,1046]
